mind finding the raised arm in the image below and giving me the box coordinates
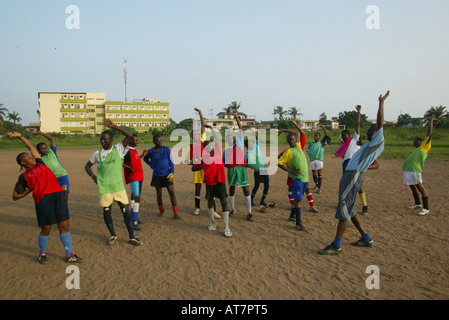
[377,90,390,130]
[8,131,40,159]
[231,109,243,131]
[33,130,56,147]
[427,118,436,138]
[104,118,133,147]
[291,118,305,136]
[355,105,362,135]
[319,123,329,137]
[194,107,206,134]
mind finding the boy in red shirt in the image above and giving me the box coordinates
[192,121,232,238]
[9,131,82,264]
[123,134,145,230]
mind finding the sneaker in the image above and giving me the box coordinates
[311,186,318,191]
[310,207,319,213]
[133,224,142,231]
[224,228,232,238]
[192,208,200,215]
[295,224,306,231]
[38,254,48,265]
[351,238,373,247]
[418,208,430,216]
[65,253,83,263]
[208,223,216,231]
[213,212,221,219]
[158,211,164,217]
[229,209,235,216]
[317,188,322,194]
[260,202,268,207]
[288,214,296,221]
[408,204,422,209]
[361,206,368,215]
[108,235,117,245]
[318,243,341,255]
[128,238,143,246]
[247,214,254,222]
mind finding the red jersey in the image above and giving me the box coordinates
[22,160,62,204]
[202,142,226,186]
[190,140,204,168]
[124,147,144,184]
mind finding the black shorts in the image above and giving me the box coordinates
[205,182,228,201]
[35,192,70,227]
[150,174,173,188]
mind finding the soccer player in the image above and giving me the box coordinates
[334,105,369,214]
[33,130,70,204]
[318,91,390,255]
[223,109,253,221]
[190,108,221,219]
[9,131,82,264]
[192,122,232,237]
[85,119,143,246]
[278,118,319,217]
[244,129,270,209]
[307,123,331,194]
[403,118,436,216]
[278,128,310,231]
[143,134,180,219]
[122,133,145,230]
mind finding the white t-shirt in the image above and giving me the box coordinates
[89,142,126,164]
[343,131,361,162]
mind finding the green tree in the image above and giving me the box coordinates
[7,111,22,125]
[0,104,8,124]
[424,105,447,127]
[288,107,303,121]
[272,106,287,121]
[319,112,331,126]
[223,101,241,114]
[338,110,368,129]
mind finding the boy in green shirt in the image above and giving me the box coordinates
[403,118,436,216]
[33,131,70,204]
[278,132,310,231]
[307,123,331,194]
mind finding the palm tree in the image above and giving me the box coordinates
[7,111,22,125]
[0,104,8,123]
[272,106,287,120]
[424,105,447,126]
[288,107,303,121]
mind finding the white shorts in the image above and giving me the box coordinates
[403,171,422,185]
[310,160,324,171]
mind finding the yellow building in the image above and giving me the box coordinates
[38,92,170,134]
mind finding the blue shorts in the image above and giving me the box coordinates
[57,175,70,194]
[130,180,143,197]
[291,179,308,200]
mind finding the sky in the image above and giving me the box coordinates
[1,0,448,125]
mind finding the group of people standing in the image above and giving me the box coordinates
[9,89,437,263]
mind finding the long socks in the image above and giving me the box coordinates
[103,211,116,236]
[306,193,314,208]
[38,234,49,255]
[59,232,73,258]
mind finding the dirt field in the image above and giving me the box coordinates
[0,146,448,300]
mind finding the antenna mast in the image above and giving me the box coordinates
[123,57,128,103]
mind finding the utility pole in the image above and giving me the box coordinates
[123,57,128,103]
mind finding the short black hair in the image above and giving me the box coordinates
[287,132,296,140]
[153,134,161,142]
[101,130,114,139]
[36,142,47,150]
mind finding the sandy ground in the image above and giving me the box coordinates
[0,145,448,301]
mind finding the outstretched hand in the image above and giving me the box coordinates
[355,105,362,112]
[32,130,42,136]
[104,118,115,128]
[379,90,390,101]
[194,107,200,112]
[7,131,21,138]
